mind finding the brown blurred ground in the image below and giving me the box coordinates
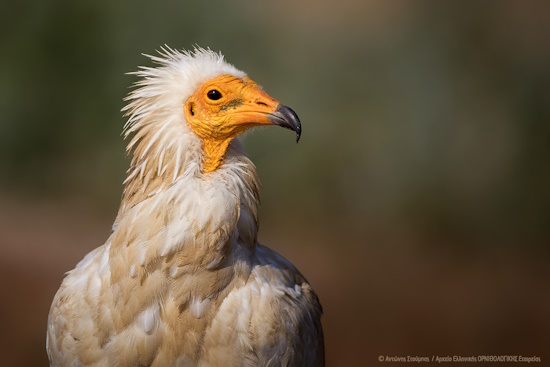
[1,193,549,366]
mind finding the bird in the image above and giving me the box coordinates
[47,46,324,367]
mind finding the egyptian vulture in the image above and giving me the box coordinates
[47,47,324,367]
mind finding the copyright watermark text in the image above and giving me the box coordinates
[377,355,542,363]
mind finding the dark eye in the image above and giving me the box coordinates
[207,89,222,100]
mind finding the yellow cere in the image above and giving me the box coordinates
[184,74,280,172]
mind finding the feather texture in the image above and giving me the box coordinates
[47,47,324,367]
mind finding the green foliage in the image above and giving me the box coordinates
[1,0,549,246]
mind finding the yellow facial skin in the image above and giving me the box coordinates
[184,74,282,173]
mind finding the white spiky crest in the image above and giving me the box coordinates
[122,45,246,176]
[117,46,250,215]
[123,46,245,134]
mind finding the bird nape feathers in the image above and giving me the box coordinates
[46,47,324,367]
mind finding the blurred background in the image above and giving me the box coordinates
[1,0,549,365]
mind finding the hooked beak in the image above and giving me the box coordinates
[268,105,302,143]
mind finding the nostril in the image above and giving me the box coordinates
[256,101,268,107]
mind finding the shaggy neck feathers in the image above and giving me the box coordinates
[114,47,260,271]
[116,47,251,220]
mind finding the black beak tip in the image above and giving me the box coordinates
[269,104,302,143]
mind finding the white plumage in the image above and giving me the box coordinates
[47,47,324,367]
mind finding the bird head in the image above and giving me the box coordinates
[184,74,301,172]
[124,46,301,176]
[119,47,300,215]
